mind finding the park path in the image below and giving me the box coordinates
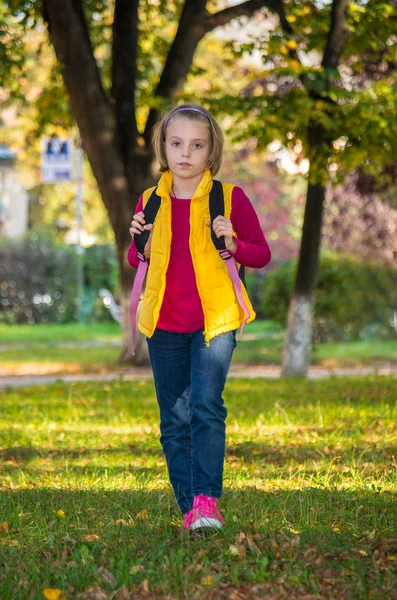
[1,363,397,389]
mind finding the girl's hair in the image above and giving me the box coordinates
[152,104,223,176]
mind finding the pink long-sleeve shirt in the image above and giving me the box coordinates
[127,185,271,333]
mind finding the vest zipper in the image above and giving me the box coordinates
[204,331,210,347]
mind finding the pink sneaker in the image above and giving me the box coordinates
[183,494,224,530]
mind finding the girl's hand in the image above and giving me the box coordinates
[129,212,153,259]
[206,216,237,253]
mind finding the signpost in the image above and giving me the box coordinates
[40,136,85,322]
[40,137,73,183]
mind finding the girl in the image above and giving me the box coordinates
[127,104,271,532]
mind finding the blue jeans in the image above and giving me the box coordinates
[146,327,236,515]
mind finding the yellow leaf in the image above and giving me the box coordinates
[0,522,9,532]
[286,40,297,50]
[229,545,240,556]
[115,519,128,526]
[57,510,65,518]
[136,510,148,519]
[203,575,213,586]
[81,534,100,542]
[287,15,296,23]
[43,589,63,600]
[387,555,397,561]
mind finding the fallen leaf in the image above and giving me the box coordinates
[246,532,261,554]
[57,510,66,518]
[115,519,127,526]
[81,534,100,542]
[0,521,9,533]
[129,565,144,574]
[62,534,76,544]
[136,510,148,519]
[96,567,116,588]
[111,587,130,600]
[43,589,64,600]
[77,586,108,600]
[202,575,213,586]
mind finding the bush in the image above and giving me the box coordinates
[0,233,119,325]
[83,243,119,322]
[261,250,397,341]
[0,232,78,324]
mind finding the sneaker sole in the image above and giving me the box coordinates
[191,517,223,530]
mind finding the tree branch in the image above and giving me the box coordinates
[143,0,207,143]
[271,0,299,62]
[111,0,139,163]
[143,0,281,144]
[204,0,281,32]
[321,0,350,69]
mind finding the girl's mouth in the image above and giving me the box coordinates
[178,162,192,167]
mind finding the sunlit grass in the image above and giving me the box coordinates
[1,377,397,598]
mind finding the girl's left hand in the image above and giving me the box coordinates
[206,216,237,253]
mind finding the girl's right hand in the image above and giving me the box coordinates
[129,212,153,259]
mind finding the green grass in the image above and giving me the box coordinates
[1,321,397,376]
[0,322,120,344]
[1,377,397,599]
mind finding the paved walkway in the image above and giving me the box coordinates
[1,363,397,389]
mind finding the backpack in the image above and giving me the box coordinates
[130,180,250,355]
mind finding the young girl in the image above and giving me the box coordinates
[127,104,271,532]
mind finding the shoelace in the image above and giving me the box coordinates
[193,494,224,523]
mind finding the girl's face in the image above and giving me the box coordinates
[164,118,211,182]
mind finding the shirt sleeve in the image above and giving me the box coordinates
[127,195,145,269]
[229,186,272,268]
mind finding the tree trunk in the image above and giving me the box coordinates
[279,0,349,377]
[281,165,326,377]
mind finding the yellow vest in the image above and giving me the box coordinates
[138,168,256,343]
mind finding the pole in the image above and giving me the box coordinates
[76,139,84,323]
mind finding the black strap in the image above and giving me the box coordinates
[209,180,226,251]
[134,181,246,285]
[210,180,246,286]
[134,189,161,255]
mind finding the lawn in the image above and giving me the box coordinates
[1,376,397,599]
[1,321,397,376]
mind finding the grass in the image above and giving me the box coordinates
[1,321,397,376]
[1,376,397,599]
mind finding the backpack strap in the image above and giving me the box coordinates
[134,189,162,258]
[210,180,251,339]
[210,181,246,286]
[130,188,161,355]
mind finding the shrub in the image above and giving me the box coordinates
[0,234,119,324]
[261,250,397,341]
[0,232,78,324]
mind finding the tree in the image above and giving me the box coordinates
[215,0,397,376]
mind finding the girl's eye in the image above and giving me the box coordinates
[194,144,203,149]
[172,142,181,147]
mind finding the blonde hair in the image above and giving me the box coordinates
[152,104,223,176]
